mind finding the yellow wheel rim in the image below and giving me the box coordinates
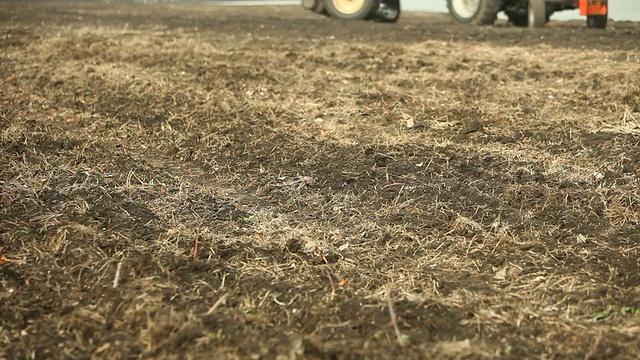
[332,0,366,15]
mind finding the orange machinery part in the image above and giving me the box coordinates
[579,0,608,16]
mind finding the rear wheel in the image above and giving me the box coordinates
[373,0,400,22]
[587,14,607,29]
[506,0,548,28]
[325,0,378,20]
[447,0,502,25]
[527,0,546,28]
[301,0,326,13]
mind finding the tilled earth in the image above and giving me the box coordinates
[1,1,639,359]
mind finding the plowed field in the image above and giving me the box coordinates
[1,2,639,359]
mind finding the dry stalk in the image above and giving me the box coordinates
[326,269,336,301]
[386,286,406,347]
[584,330,603,360]
[192,233,200,259]
[113,260,123,288]
[205,293,229,315]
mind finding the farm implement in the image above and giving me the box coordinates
[302,0,609,28]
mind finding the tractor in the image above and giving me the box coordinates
[301,0,608,28]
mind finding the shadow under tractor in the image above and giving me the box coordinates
[301,0,609,28]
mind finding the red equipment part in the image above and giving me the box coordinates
[579,0,608,16]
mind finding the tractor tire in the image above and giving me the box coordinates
[302,0,326,13]
[527,0,546,28]
[506,0,547,28]
[505,12,527,27]
[373,0,400,23]
[587,14,607,29]
[325,0,378,20]
[447,0,502,25]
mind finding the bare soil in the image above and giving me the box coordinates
[1,1,639,359]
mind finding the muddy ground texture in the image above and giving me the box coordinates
[1,1,639,359]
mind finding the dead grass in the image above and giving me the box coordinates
[1,2,639,359]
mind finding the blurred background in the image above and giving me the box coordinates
[400,1,639,21]
[203,0,639,22]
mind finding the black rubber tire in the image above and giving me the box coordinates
[506,4,550,27]
[373,0,400,23]
[447,0,502,25]
[587,14,607,29]
[527,0,546,28]
[301,0,326,13]
[301,0,315,10]
[505,10,527,27]
[325,0,378,20]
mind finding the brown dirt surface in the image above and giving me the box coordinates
[1,1,639,359]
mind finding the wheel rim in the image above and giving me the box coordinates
[450,0,481,19]
[332,0,366,15]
